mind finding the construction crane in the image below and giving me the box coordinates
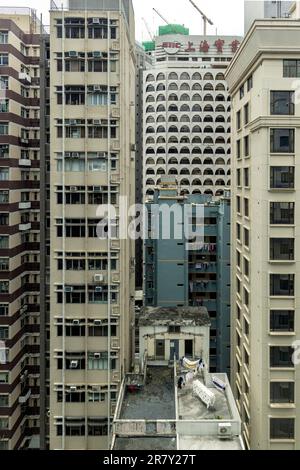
[189,0,214,35]
[142,17,154,41]
[152,8,170,25]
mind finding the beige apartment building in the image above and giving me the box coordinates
[226,19,300,449]
[49,0,136,450]
[0,8,44,450]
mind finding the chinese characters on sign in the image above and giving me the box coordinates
[161,39,240,54]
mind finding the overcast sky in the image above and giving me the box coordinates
[0,0,245,38]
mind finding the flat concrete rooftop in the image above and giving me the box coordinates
[178,436,243,450]
[120,367,175,420]
[114,437,176,451]
[178,376,232,421]
[139,306,211,327]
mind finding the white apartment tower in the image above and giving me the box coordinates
[49,0,135,450]
[226,19,300,450]
[143,31,242,200]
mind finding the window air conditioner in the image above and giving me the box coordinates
[70,186,78,192]
[92,18,100,24]
[93,51,102,58]
[94,85,101,91]
[72,152,80,158]
[218,423,232,439]
[94,119,101,125]
[95,286,103,293]
[70,386,77,392]
[69,51,78,58]
[64,286,73,293]
[72,319,80,325]
[94,320,102,326]
[94,274,104,283]
[70,360,78,369]
[94,353,101,359]
[65,152,71,158]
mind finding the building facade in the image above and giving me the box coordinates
[226,19,300,450]
[144,180,231,373]
[0,8,45,450]
[143,29,242,200]
[49,0,135,450]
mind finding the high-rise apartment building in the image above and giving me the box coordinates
[226,19,300,450]
[0,7,44,450]
[143,28,242,201]
[244,1,293,33]
[49,0,135,450]
[144,179,231,372]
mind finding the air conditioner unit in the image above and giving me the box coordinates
[218,423,232,439]
[70,360,78,369]
[94,353,101,359]
[94,119,101,125]
[94,320,102,326]
[131,144,137,152]
[69,120,77,126]
[93,51,102,58]
[72,152,80,158]
[70,386,77,392]
[69,51,78,58]
[94,274,104,283]
[92,18,100,24]
[95,286,103,293]
[72,319,80,325]
[94,85,101,91]
[70,186,78,192]
[64,286,73,293]
[65,152,71,158]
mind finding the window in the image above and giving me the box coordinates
[270,310,294,332]
[244,168,250,187]
[0,395,8,406]
[270,238,294,261]
[239,85,244,99]
[271,91,294,115]
[88,324,117,337]
[0,304,8,316]
[283,59,300,77]
[0,145,8,158]
[244,103,249,124]
[270,167,294,189]
[61,419,86,437]
[237,196,241,213]
[0,373,8,383]
[244,258,249,277]
[0,327,8,340]
[244,228,250,248]
[0,54,8,66]
[0,77,8,91]
[88,418,108,436]
[0,123,8,135]
[0,418,8,429]
[244,198,249,217]
[236,223,241,242]
[168,325,180,333]
[270,382,294,404]
[270,418,295,440]
[244,136,249,157]
[270,202,294,225]
[0,100,8,113]
[237,140,241,159]
[270,346,294,368]
[237,168,241,186]
[0,32,8,44]
[88,352,116,370]
[0,282,8,294]
[270,129,294,153]
[270,274,294,296]
[236,111,241,130]
[247,75,253,92]
[88,391,105,402]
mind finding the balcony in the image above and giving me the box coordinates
[19,72,31,84]
[19,388,31,404]
[19,222,31,231]
[19,159,31,167]
[19,201,31,210]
